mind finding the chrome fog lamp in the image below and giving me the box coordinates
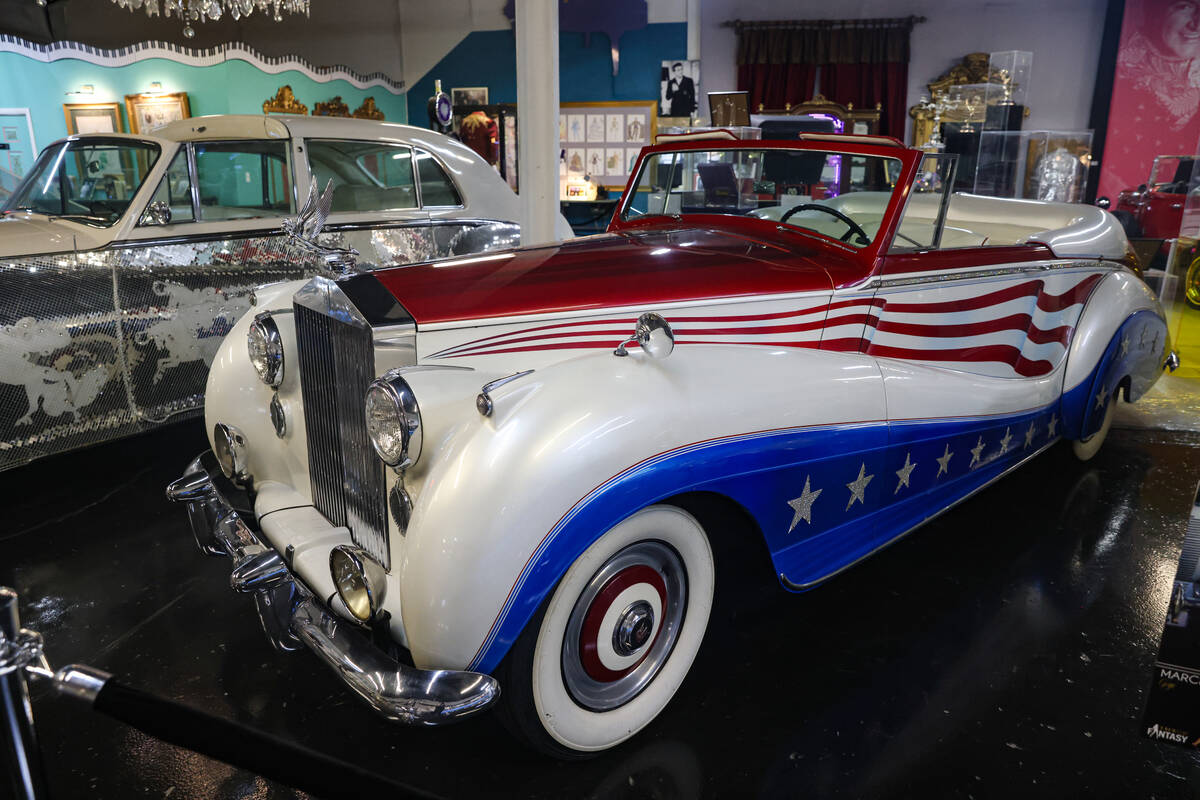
[364,372,422,469]
[330,545,387,622]
[213,422,248,482]
[247,313,284,387]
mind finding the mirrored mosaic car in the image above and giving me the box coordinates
[171,132,1176,755]
[0,114,566,470]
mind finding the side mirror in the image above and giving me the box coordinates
[139,200,172,226]
[1096,196,1111,210]
[614,312,675,359]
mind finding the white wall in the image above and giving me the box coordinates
[700,0,1109,141]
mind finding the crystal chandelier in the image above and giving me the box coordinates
[108,0,311,39]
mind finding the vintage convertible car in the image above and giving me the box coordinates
[1098,154,1194,241]
[169,132,1175,755]
[0,114,568,471]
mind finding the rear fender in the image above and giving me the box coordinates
[1061,271,1166,439]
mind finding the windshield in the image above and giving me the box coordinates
[622,147,902,248]
[1151,156,1193,192]
[3,138,161,226]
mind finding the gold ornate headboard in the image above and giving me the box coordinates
[263,86,308,115]
[352,97,384,121]
[314,96,350,117]
[756,94,883,135]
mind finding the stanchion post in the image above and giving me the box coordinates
[0,588,49,800]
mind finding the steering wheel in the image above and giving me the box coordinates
[779,203,870,244]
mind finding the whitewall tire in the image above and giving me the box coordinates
[499,504,715,755]
[1072,392,1116,462]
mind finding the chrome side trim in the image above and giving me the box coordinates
[167,453,500,724]
[780,437,1058,590]
[867,260,1119,290]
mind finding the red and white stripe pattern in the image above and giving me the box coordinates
[424,270,1103,377]
[856,272,1103,378]
[424,298,844,359]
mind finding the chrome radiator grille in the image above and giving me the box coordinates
[295,300,390,569]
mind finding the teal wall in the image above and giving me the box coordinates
[0,51,408,154]
[407,23,687,127]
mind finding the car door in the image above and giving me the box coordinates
[116,139,303,423]
[869,155,1100,544]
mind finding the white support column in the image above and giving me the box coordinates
[515,0,560,247]
[686,0,701,115]
[687,0,700,61]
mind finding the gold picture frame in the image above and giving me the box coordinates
[124,91,191,134]
[63,102,124,135]
[263,86,308,115]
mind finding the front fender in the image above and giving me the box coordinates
[396,345,886,673]
[203,278,311,491]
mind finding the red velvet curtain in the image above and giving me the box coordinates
[735,18,916,139]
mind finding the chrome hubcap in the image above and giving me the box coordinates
[613,600,655,656]
[562,540,687,711]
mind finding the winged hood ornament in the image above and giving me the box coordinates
[282,179,359,276]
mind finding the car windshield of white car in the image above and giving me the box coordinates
[3,138,160,226]
[622,147,902,248]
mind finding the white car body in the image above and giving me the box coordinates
[174,134,1172,754]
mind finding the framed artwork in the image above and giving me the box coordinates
[660,60,700,117]
[63,102,123,135]
[708,91,749,127]
[452,87,488,107]
[560,101,656,190]
[124,92,190,134]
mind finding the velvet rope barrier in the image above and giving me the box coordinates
[82,677,441,800]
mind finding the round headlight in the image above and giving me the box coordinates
[330,545,387,622]
[247,313,284,387]
[364,373,422,469]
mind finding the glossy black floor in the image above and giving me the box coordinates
[5,420,1200,799]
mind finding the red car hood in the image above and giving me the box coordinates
[370,225,866,326]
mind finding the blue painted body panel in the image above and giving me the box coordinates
[1062,310,1167,440]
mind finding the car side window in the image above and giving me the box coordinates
[305,139,418,213]
[415,148,463,207]
[194,140,292,221]
[142,149,195,224]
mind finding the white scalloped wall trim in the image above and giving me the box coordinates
[0,35,405,94]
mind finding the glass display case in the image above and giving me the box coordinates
[983,50,1031,132]
[972,130,1093,201]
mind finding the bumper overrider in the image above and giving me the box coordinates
[166,451,500,725]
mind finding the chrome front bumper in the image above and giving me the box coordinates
[166,452,500,725]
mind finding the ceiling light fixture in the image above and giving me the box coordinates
[107,0,311,39]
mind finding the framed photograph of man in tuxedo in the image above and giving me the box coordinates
[659,60,699,118]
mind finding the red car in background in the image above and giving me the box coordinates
[1100,154,1194,239]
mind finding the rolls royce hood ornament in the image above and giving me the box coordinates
[283,179,360,276]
